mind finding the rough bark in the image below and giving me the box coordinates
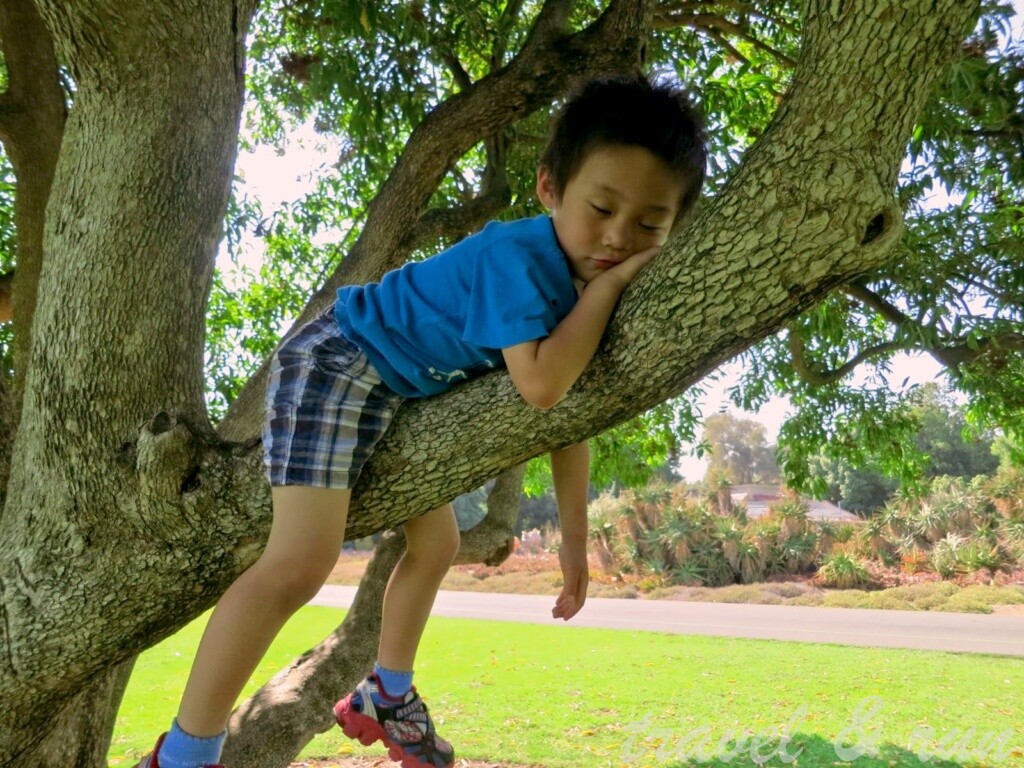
[217,0,653,441]
[0,0,980,764]
[452,463,527,567]
[0,1,254,764]
[0,5,139,767]
[0,0,65,409]
[0,270,12,322]
[11,660,134,768]
[0,370,11,508]
[224,465,524,768]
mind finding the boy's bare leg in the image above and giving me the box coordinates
[377,503,460,671]
[176,486,351,737]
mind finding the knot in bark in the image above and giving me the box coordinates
[135,412,201,501]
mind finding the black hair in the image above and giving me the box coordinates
[539,74,708,219]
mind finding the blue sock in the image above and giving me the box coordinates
[372,661,413,703]
[157,720,227,768]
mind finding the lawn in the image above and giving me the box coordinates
[111,606,1024,768]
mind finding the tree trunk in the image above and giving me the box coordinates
[0,270,12,323]
[0,0,980,764]
[0,0,65,407]
[224,465,525,768]
[12,660,134,768]
[0,0,254,763]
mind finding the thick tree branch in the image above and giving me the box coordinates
[438,46,473,91]
[397,184,511,255]
[218,0,654,441]
[0,92,14,143]
[705,26,750,65]
[0,0,253,756]
[0,369,12,515]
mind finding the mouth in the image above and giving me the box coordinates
[591,257,620,269]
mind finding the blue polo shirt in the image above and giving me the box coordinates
[334,215,578,398]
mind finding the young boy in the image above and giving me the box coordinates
[138,73,706,768]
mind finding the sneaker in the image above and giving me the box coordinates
[135,733,225,768]
[335,674,455,768]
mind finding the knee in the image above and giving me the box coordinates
[249,551,336,608]
[406,516,460,573]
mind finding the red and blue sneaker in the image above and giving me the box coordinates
[335,674,455,768]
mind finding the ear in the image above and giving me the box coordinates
[535,166,560,210]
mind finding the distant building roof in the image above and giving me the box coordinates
[729,485,862,522]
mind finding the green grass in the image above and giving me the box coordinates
[111,607,1024,768]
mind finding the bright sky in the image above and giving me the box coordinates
[231,3,1023,481]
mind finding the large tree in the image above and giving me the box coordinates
[701,412,781,485]
[0,0,995,766]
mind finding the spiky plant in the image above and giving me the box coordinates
[816,553,874,589]
[913,502,952,544]
[931,533,968,579]
[957,538,1008,580]
[767,491,810,541]
[781,529,821,572]
[737,537,765,584]
[717,523,744,572]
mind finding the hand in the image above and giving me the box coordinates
[595,245,661,292]
[552,540,589,621]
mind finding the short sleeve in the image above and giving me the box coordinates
[462,246,558,350]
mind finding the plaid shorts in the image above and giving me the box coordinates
[262,306,404,489]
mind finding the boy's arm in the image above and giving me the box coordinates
[550,440,590,621]
[502,246,659,410]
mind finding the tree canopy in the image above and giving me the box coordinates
[197,1,1024,492]
[2,3,1021,492]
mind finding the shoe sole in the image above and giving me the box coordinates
[334,695,451,768]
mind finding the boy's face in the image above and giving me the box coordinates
[537,144,685,286]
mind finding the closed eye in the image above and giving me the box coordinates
[639,222,664,232]
[590,203,611,215]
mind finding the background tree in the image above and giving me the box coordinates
[912,382,1000,478]
[811,382,1000,513]
[0,1,1004,766]
[701,411,781,485]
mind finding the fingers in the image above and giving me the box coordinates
[551,590,580,620]
[611,246,660,282]
[551,573,588,621]
[633,245,661,264]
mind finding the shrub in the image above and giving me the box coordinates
[832,523,856,543]
[956,537,1007,578]
[816,553,874,589]
[931,533,968,579]
[900,548,930,574]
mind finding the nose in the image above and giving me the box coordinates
[601,217,633,253]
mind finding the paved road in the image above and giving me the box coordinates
[313,585,1024,657]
